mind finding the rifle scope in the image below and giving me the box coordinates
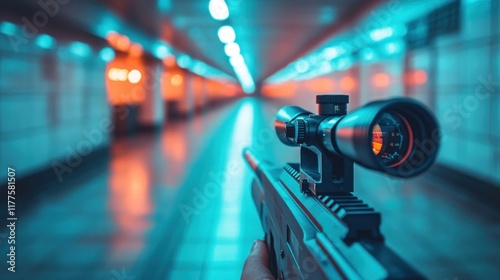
[275,95,440,178]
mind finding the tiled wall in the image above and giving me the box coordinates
[0,34,110,182]
[427,0,499,184]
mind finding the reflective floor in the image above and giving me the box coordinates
[2,98,499,280]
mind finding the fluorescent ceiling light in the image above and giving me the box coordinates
[155,44,170,59]
[209,0,229,21]
[224,42,240,57]
[36,34,56,49]
[218,25,236,44]
[99,47,115,62]
[230,54,244,67]
[370,27,394,42]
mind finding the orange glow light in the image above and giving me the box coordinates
[171,74,183,87]
[162,70,185,100]
[106,57,146,105]
[262,82,297,98]
[129,43,143,57]
[372,73,390,88]
[128,69,142,84]
[163,55,177,67]
[405,70,428,86]
[372,123,383,155]
[106,31,120,44]
[306,77,335,93]
[116,36,130,52]
[340,76,356,91]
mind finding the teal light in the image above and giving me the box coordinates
[218,25,236,44]
[0,21,18,36]
[295,60,310,73]
[370,27,394,42]
[158,0,172,12]
[69,41,92,57]
[224,42,240,57]
[35,34,56,49]
[209,0,229,21]
[229,54,244,67]
[322,46,343,60]
[192,62,207,76]
[177,54,192,68]
[154,44,169,59]
[383,40,404,55]
[99,47,115,62]
[361,48,376,61]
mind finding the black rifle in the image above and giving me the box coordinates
[244,95,439,279]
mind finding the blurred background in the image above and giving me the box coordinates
[0,0,499,279]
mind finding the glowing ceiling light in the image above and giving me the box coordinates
[108,68,130,82]
[69,41,92,57]
[340,76,356,91]
[0,21,17,35]
[372,73,390,88]
[171,74,183,86]
[209,0,229,21]
[383,41,404,55]
[129,44,143,57]
[177,54,192,68]
[108,68,118,80]
[295,60,310,73]
[322,47,340,60]
[361,48,375,61]
[118,69,128,81]
[224,42,240,57]
[218,25,236,44]
[159,0,172,12]
[163,55,176,67]
[230,54,245,67]
[99,47,115,62]
[370,27,394,42]
[35,34,55,49]
[155,44,169,59]
[128,69,142,84]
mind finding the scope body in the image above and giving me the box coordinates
[275,94,439,195]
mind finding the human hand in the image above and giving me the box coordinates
[241,240,275,280]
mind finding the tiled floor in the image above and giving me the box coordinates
[1,97,499,280]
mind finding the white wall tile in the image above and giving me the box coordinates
[460,45,491,85]
[29,95,49,129]
[436,47,460,86]
[59,93,83,122]
[461,0,492,40]
[463,139,494,181]
[437,134,460,166]
[0,95,33,132]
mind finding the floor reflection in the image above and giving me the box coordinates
[108,155,151,263]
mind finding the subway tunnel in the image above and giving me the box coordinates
[0,0,499,279]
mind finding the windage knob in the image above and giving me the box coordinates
[316,94,349,116]
[295,119,306,144]
[316,94,349,104]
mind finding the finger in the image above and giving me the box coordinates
[241,240,275,280]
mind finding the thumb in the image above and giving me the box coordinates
[241,240,275,280]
